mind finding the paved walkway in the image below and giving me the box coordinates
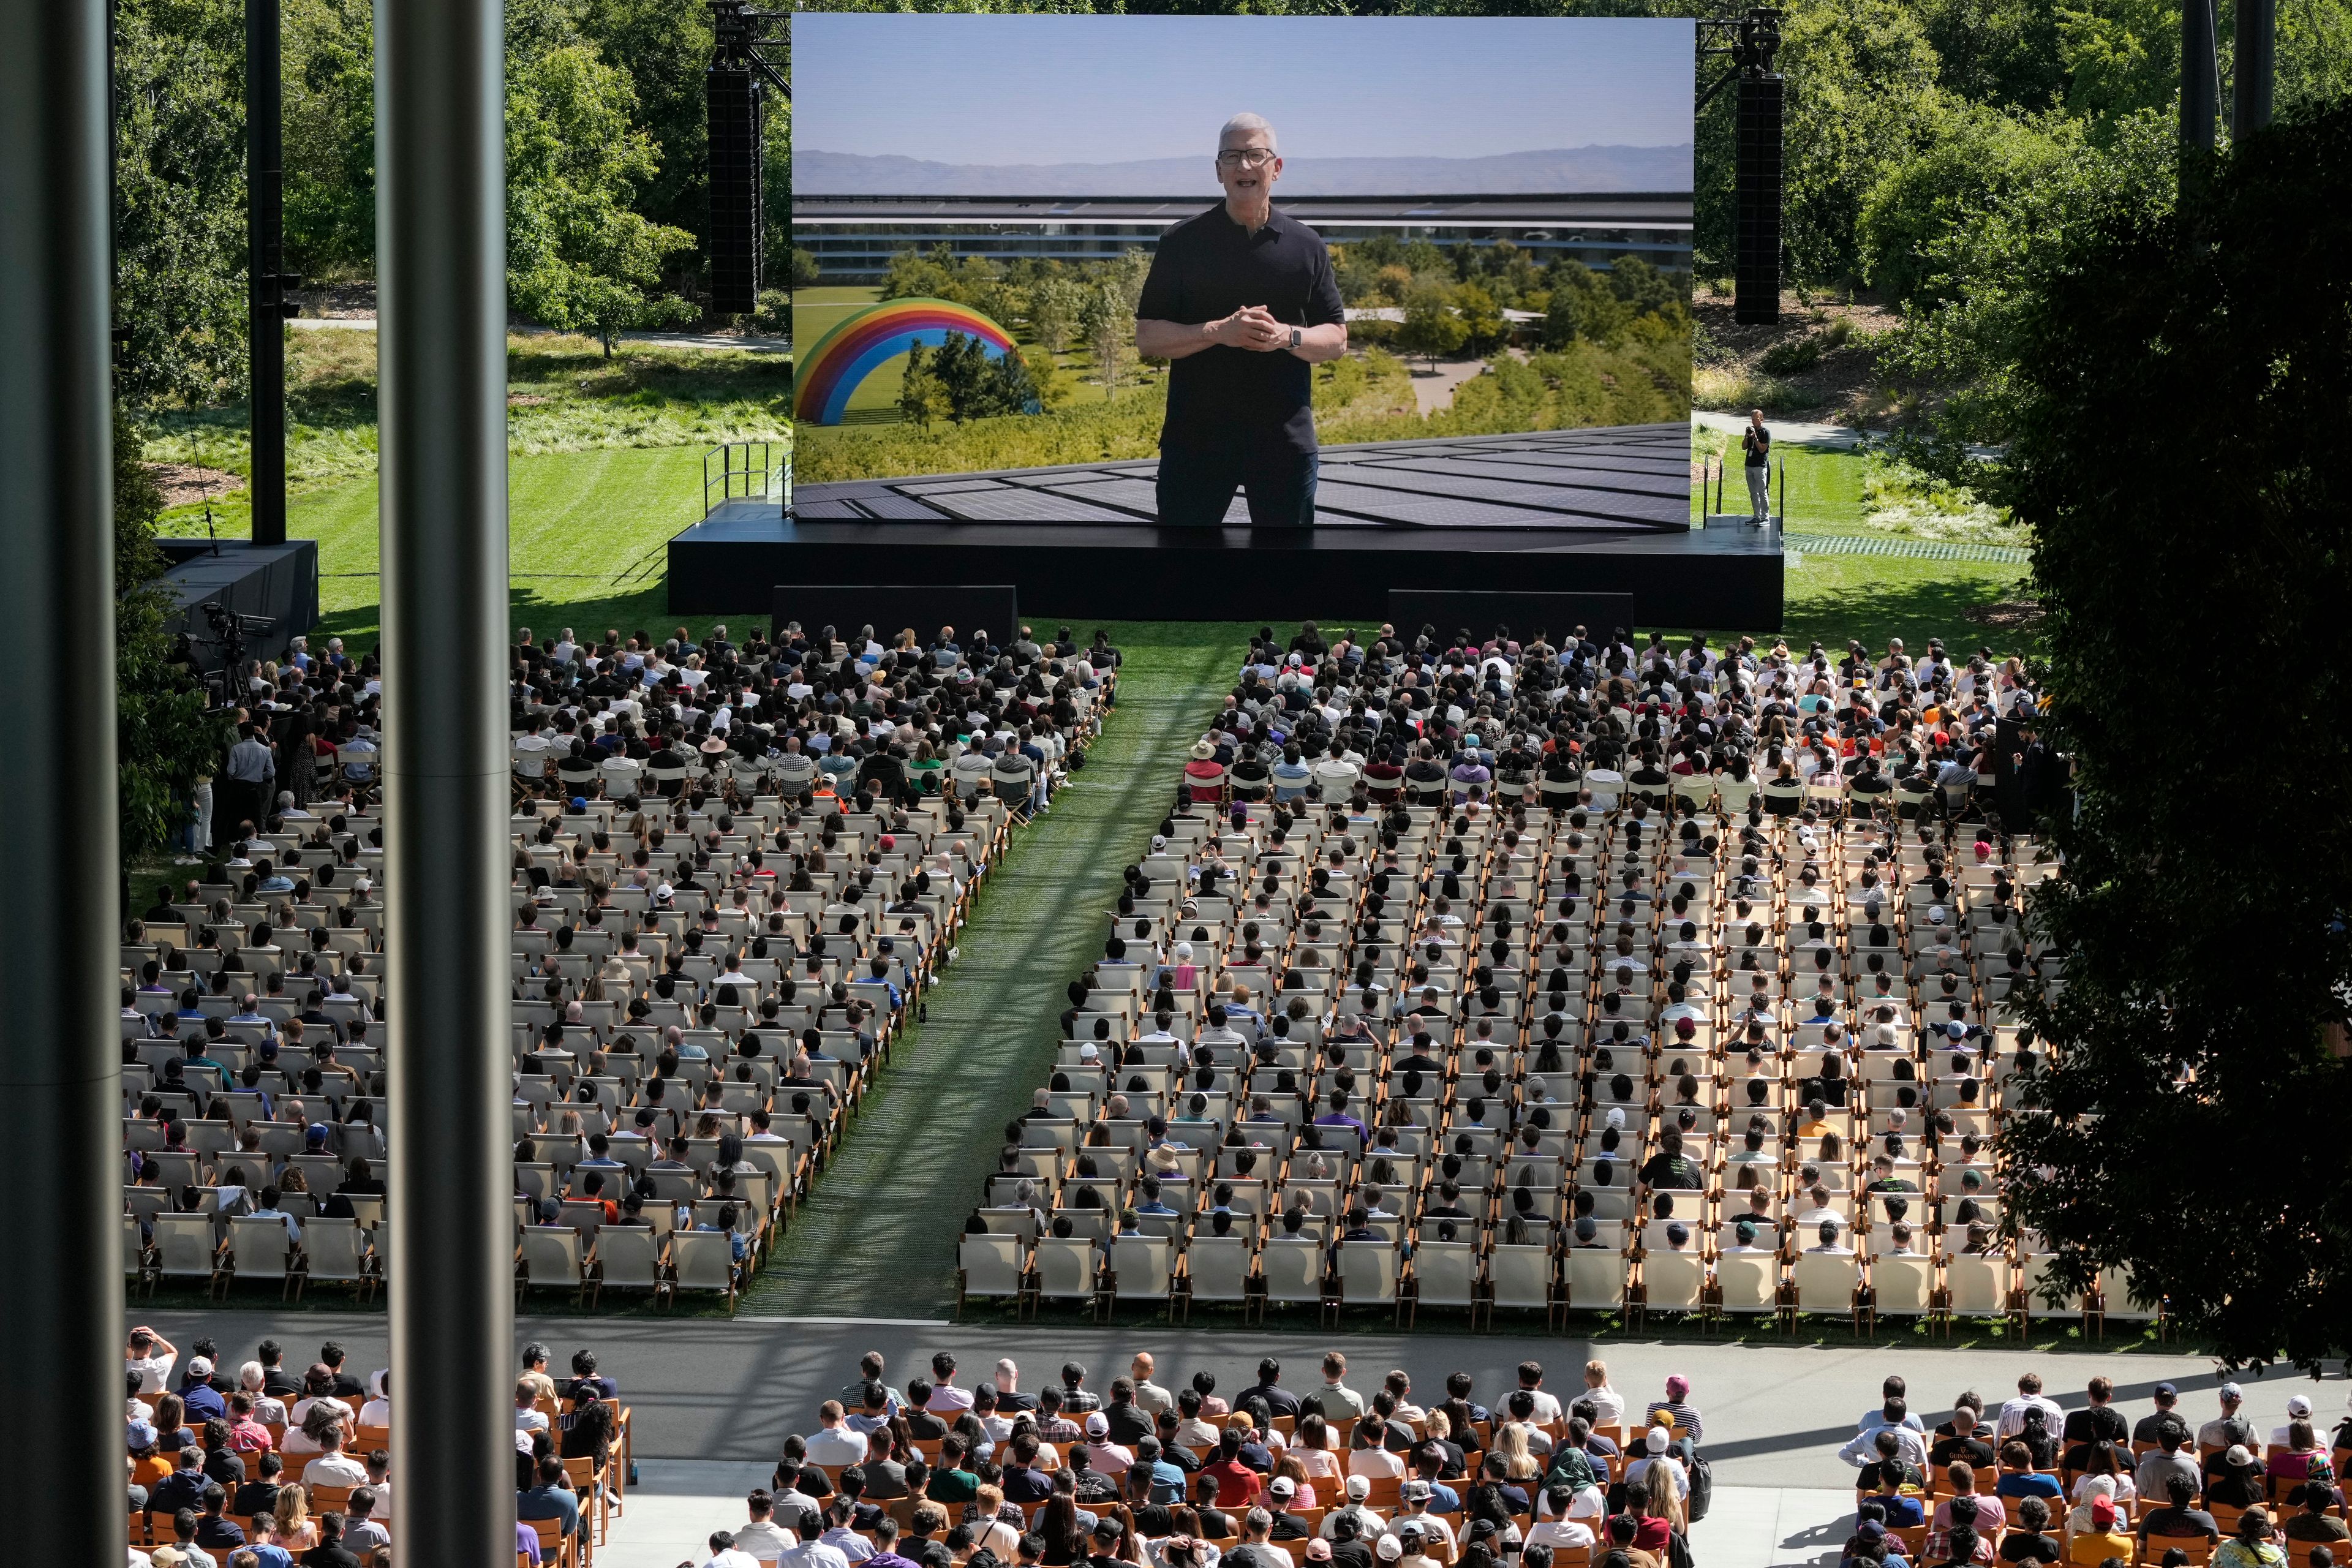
[742,629,1245,1316]
[1693,409,1874,450]
[131,1305,2346,1490]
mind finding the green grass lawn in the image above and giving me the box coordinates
[179,423,2027,657]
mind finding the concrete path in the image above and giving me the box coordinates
[1411,359,1491,414]
[1692,409,1874,451]
[129,1305,2347,1491]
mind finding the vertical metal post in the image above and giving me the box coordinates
[2234,0,2275,138]
[0,0,124,1552]
[2182,0,2219,151]
[247,0,287,546]
[377,0,514,1555]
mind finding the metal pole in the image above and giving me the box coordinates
[377,0,513,1555]
[247,0,287,546]
[2182,0,2218,151]
[2234,0,2275,138]
[0,0,124,1553]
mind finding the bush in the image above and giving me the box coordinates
[753,290,790,336]
[1759,334,1825,375]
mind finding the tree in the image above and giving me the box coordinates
[1077,281,1134,396]
[504,0,695,352]
[1996,101,2352,1373]
[1396,284,1466,371]
[114,409,232,859]
[1856,103,2072,308]
[1539,262,1630,350]
[897,341,948,430]
[790,247,823,290]
[112,0,249,411]
[1027,274,1083,355]
[282,0,377,281]
[1455,283,1503,358]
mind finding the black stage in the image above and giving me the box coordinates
[674,425,1783,627]
[791,424,1691,530]
[159,538,320,643]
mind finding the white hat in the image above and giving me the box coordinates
[2288,1395,2314,1418]
[1645,1427,1669,1453]
[1376,1537,1403,1562]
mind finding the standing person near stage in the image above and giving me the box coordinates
[1135,113,1348,529]
[1741,409,1773,521]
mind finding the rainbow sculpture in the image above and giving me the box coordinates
[792,297,1020,425]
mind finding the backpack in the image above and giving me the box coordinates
[1686,1453,1714,1523]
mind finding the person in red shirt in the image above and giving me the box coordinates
[1202,1427,1264,1512]
[224,1392,274,1455]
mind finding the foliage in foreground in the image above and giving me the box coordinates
[1997,100,2352,1373]
[115,411,233,861]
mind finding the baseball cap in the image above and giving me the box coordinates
[2154,1383,2177,1399]
[2221,1382,2245,1401]
[1401,1480,1430,1502]
[1270,1477,1298,1499]
[1377,1537,1403,1562]
[1305,1542,1333,1562]
[2226,1446,2253,1468]
[1856,1523,1886,1545]
[127,1420,157,1449]
[1084,1412,1109,1438]
[1396,1521,1427,1542]
[1646,1427,1669,1454]
[2091,1497,2117,1528]
[1346,1476,1371,1501]
[2288,1395,2313,1417]
[186,1356,213,1379]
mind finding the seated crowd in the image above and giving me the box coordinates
[120,620,1114,1309]
[122,1326,628,1566]
[1836,1371,2351,1568]
[687,1349,1709,1568]
[963,623,2092,1325]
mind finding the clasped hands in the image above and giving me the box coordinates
[1212,305,1292,353]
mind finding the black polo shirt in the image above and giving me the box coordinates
[1137,202,1344,456]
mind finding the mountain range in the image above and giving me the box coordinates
[793,145,1694,198]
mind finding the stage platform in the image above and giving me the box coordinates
[671,507,1782,628]
[791,424,1692,531]
[158,538,320,645]
[679,423,1779,627]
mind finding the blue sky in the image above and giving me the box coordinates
[791,14,1694,165]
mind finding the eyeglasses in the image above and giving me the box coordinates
[1216,148,1277,168]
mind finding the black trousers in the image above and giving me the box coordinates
[1155,437,1318,527]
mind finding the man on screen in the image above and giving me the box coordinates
[1136,113,1348,527]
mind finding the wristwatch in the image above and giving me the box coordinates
[1289,326,1302,351]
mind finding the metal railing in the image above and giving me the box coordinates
[704,440,787,516]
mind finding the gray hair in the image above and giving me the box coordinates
[1220,113,1278,153]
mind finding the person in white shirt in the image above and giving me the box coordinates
[805,1403,870,1468]
[1525,1484,1597,1553]
[358,1370,392,1428]
[731,1490,801,1561]
[1515,1362,1562,1425]
[303,1428,371,1489]
[126,1327,178,1395]
[703,1531,763,1568]
[928,1354,975,1414]
[514,1377,551,1435]
[1997,1373,2068,1439]
[1580,1362,1626,1428]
